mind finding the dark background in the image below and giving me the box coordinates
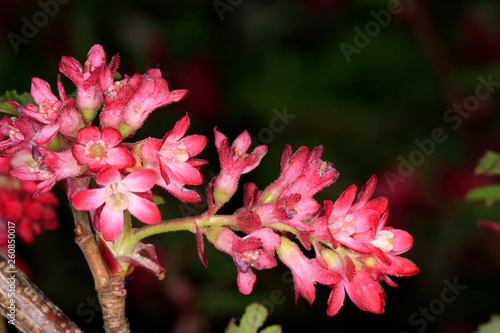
[2,0,500,332]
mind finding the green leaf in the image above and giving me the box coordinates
[475,151,500,176]
[224,303,282,333]
[0,90,35,117]
[224,318,238,333]
[153,195,165,205]
[259,325,282,333]
[239,303,267,333]
[466,185,500,207]
[0,101,18,116]
[475,315,500,333]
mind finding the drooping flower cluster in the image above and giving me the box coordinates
[0,44,418,317]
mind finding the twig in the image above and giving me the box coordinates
[71,207,130,333]
[0,252,82,332]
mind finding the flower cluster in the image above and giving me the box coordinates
[0,150,58,246]
[0,44,418,316]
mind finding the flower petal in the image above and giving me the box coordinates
[72,188,108,211]
[127,193,161,224]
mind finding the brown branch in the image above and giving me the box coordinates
[71,207,130,333]
[0,252,82,333]
[98,278,129,333]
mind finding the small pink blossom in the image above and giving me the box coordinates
[122,69,188,130]
[71,126,134,173]
[20,76,82,136]
[210,227,281,294]
[277,237,340,304]
[313,175,388,253]
[140,114,206,203]
[72,167,161,241]
[212,128,267,205]
[244,145,338,232]
[59,44,118,112]
[11,148,83,197]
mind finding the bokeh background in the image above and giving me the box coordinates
[2,0,500,332]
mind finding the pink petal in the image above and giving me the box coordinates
[127,193,161,224]
[390,229,413,255]
[332,185,357,216]
[31,78,58,105]
[77,126,102,144]
[100,204,125,241]
[36,124,59,145]
[166,89,188,103]
[86,44,106,68]
[101,127,123,147]
[327,282,346,316]
[237,270,257,295]
[106,147,135,170]
[233,130,252,153]
[351,270,385,314]
[214,128,228,151]
[122,168,157,192]
[96,167,122,185]
[72,188,108,211]
[182,134,207,156]
[164,114,189,143]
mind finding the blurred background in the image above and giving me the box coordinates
[2,0,500,332]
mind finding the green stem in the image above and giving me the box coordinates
[132,214,237,243]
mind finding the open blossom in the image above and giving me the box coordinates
[72,167,161,241]
[213,128,267,205]
[242,145,338,232]
[71,126,134,172]
[19,76,83,136]
[208,227,281,294]
[277,237,340,304]
[0,115,56,157]
[313,175,388,253]
[11,148,83,197]
[123,69,188,130]
[140,114,206,203]
[59,44,118,113]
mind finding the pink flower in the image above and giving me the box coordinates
[71,126,134,173]
[20,76,82,136]
[323,252,388,316]
[0,115,56,156]
[212,129,267,205]
[313,175,388,253]
[209,227,281,294]
[11,148,83,197]
[244,145,338,232]
[140,114,207,203]
[0,154,59,244]
[122,69,188,130]
[59,44,118,113]
[72,167,161,241]
[277,237,340,304]
[99,72,136,128]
